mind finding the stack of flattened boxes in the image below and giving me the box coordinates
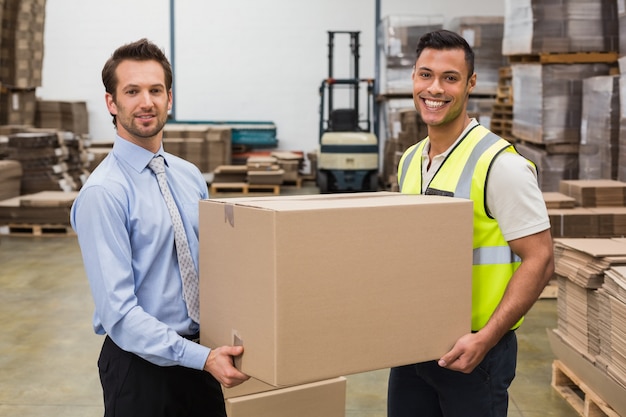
[162,123,232,173]
[503,0,619,192]
[0,0,46,126]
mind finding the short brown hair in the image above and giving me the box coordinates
[101,38,173,126]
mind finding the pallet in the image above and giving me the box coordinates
[540,283,558,299]
[552,360,620,417]
[3,223,76,237]
[210,182,280,195]
[508,51,618,65]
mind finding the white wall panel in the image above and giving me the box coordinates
[39,0,504,152]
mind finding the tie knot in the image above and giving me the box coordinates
[148,155,165,175]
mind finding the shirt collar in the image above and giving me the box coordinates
[112,135,166,173]
[423,118,479,159]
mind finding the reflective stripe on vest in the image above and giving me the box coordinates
[474,246,521,265]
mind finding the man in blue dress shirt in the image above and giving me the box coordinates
[71,38,249,416]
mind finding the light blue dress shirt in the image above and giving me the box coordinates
[70,135,210,370]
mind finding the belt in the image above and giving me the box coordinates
[183,332,200,344]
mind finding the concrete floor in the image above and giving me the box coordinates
[0,186,580,416]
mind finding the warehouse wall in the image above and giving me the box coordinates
[38,0,504,152]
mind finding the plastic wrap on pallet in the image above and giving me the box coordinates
[379,15,444,66]
[515,141,578,192]
[378,15,443,94]
[579,75,620,181]
[449,16,507,96]
[503,0,619,55]
[620,71,626,183]
[621,12,626,58]
[511,63,611,144]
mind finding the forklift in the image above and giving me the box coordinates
[317,30,379,193]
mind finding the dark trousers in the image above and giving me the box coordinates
[98,336,226,417]
[387,331,517,417]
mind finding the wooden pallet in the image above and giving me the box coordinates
[508,51,619,65]
[4,223,76,237]
[210,182,280,195]
[539,282,558,299]
[552,360,620,417]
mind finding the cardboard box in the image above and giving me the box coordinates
[224,377,346,417]
[199,191,473,386]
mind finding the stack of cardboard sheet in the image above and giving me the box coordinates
[35,100,89,135]
[5,131,77,194]
[543,192,577,209]
[212,165,248,183]
[553,238,626,289]
[246,156,283,185]
[598,264,626,385]
[553,238,626,382]
[502,0,619,55]
[560,179,626,207]
[270,151,304,184]
[548,180,626,238]
[0,160,22,200]
[163,124,232,173]
[0,191,77,225]
[557,275,600,358]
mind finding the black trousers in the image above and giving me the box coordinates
[98,336,226,417]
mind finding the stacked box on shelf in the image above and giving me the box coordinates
[35,100,89,135]
[6,131,76,194]
[511,63,612,146]
[62,132,91,189]
[0,0,46,89]
[449,16,508,96]
[503,0,618,55]
[0,190,77,226]
[378,15,443,94]
[163,123,232,173]
[0,159,21,200]
[0,85,36,125]
[579,75,620,180]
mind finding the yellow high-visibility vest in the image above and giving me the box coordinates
[398,124,536,331]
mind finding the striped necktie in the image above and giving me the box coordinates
[148,155,200,323]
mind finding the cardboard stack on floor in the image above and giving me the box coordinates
[163,123,232,174]
[210,152,305,195]
[543,178,626,414]
[198,192,475,415]
[546,179,626,239]
[550,237,626,417]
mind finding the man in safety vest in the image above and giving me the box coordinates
[388,29,555,417]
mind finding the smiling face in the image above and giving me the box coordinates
[105,59,172,152]
[412,47,476,133]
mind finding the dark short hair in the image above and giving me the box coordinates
[101,38,173,126]
[415,30,475,79]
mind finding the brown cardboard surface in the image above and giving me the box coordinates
[199,192,474,386]
[548,329,626,416]
[225,377,346,417]
[222,377,278,400]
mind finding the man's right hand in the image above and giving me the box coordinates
[204,346,250,388]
